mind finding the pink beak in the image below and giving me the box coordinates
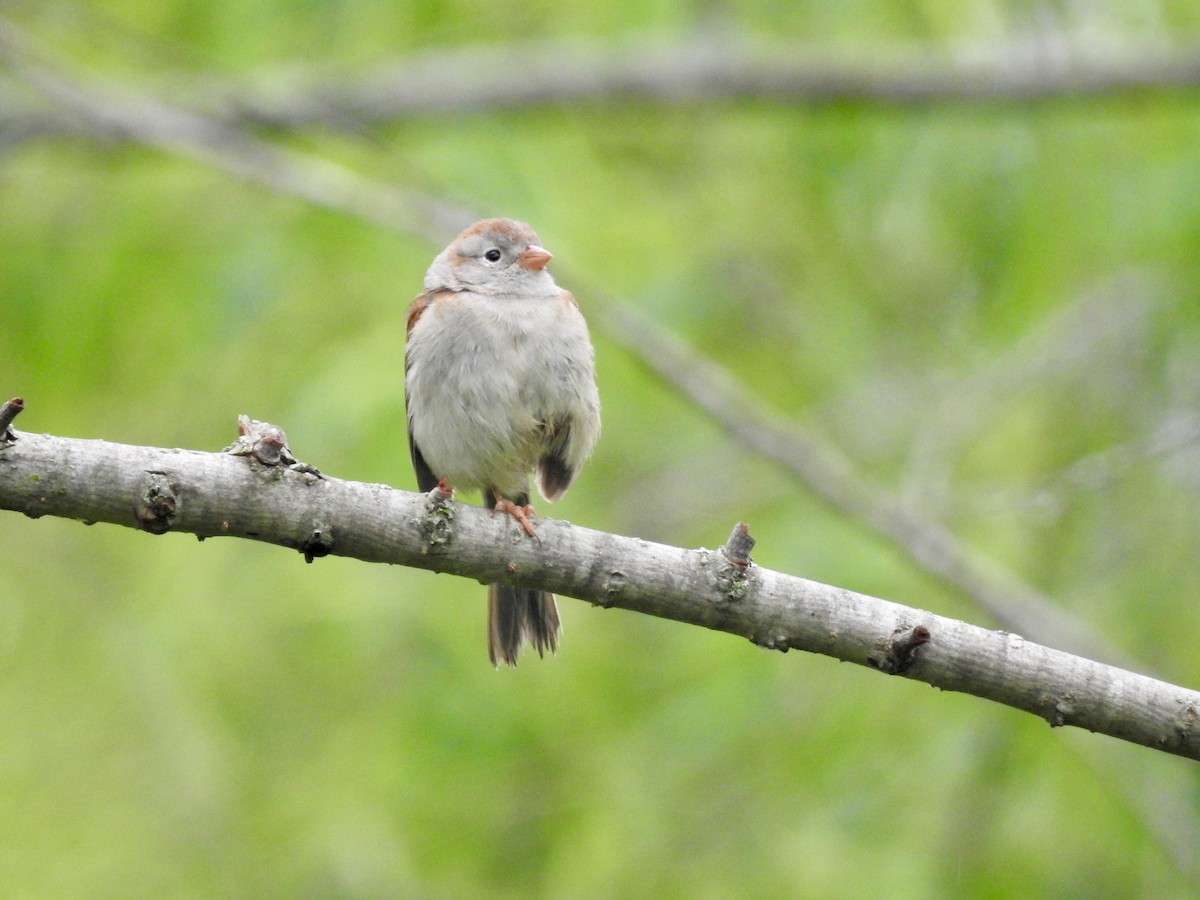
[517,245,553,270]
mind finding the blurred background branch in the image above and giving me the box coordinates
[4,32,1200,142]
[598,298,1134,667]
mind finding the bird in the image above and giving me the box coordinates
[404,218,601,666]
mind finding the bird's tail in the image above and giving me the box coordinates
[484,489,561,666]
[487,583,561,667]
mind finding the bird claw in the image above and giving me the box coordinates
[493,497,540,540]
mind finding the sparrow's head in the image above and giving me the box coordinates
[425,218,555,295]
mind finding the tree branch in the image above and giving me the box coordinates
[2,423,1198,761]
[4,32,1200,143]
[203,38,1200,121]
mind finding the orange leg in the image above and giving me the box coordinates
[427,477,455,504]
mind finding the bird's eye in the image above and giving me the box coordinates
[484,248,502,263]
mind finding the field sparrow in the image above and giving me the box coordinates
[404,218,601,666]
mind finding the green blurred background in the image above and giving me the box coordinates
[3,2,1200,897]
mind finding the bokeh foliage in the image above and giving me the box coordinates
[2,1,1200,896]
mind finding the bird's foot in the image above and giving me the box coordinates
[493,497,540,540]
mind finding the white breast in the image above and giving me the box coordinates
[406,290,600,498]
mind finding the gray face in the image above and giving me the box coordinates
[424,218,552,296]
[451,228,532,287]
